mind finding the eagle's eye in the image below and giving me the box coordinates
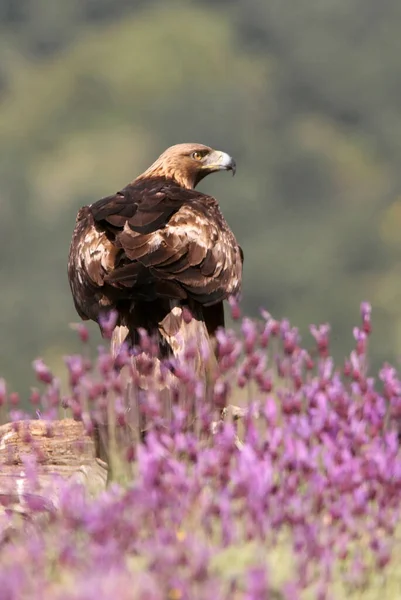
[191,151,205,161]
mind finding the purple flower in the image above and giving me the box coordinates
[379,363,401,399]
[310,323,330,356]
[99,309,118,339]
[263,396,277,426]
[97,348,115,377]
[29,387,41,406]
[70,322,90,343]
[64,355,86,387]
[241,317,258,354]
[280,320,300,355]
[9,409,29,422]
[353,327,368,355]
[32,358,53,384]
[23,493,54,513]
[9,392,20,406]
[228,295,241,320]
[360,301,372,333]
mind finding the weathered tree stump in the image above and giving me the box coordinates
[0,419,107,517]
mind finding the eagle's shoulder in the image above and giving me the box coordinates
[76,205,90,222]
[86,177,195,234]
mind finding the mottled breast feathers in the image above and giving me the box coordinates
[68,176,243,323]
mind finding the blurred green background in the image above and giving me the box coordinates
[1,0,401,396]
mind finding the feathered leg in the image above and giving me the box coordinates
[97,300,222,467]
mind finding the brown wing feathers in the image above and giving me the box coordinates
[92,186,237,301]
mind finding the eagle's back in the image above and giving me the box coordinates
[68,176,242,325]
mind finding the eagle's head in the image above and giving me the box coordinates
[139,143,236,189]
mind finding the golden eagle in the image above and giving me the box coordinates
[68,143,243,364]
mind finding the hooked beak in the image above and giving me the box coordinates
[202,150,236,176]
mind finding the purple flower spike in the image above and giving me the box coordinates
[379,363,401,399]
[64,354,86,387]
[23,493,54,513]
[228,295,241,320]
[360,301,372,334]
[70,322,90,343]
[280,320,300,355]
[32,359,53,384]
[241,318,258,354]
[29,388,41,406]
[310,323,330,357]
[353,327,367,356]
[9,392,20,407]
[99,309,118,339]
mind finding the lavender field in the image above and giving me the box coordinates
[0,302,400,599]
